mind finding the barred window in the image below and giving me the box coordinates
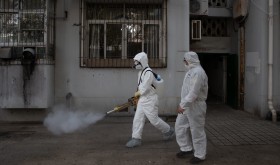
[81,0,167,68]
[201,17,229,37]
[0,0,55,64]
[208,0,227,8]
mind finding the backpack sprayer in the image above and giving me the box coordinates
[106,96,139,115]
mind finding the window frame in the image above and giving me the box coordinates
[0,0,55,64]
[80,0,167,68]
[0,0,47,46]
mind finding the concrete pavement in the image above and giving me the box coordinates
[0,104,280,165]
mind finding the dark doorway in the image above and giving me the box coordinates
[226,54,238,109]
[198,53,238,108]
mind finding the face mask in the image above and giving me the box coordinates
[135,65,142,69]
[133,61,142,69]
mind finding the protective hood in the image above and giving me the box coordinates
[133,52,149,69]
[184,51,200,68]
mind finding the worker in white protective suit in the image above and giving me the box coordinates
[126,52,175,148]
[175,51,208,164]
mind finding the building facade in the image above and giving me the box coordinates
[0,0,279,121]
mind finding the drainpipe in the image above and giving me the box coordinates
[268,0,277,122]
[239,25,245,110]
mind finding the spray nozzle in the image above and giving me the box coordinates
[156,74,161,81]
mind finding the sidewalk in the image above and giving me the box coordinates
[0,104,280,165]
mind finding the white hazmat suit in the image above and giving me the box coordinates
[126,52,174,148]
[175,51,208,160]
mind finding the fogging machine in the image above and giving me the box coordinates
[106,96,139,115]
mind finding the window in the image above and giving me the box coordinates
[208,0,227,8]
[0,0,55,64]
[81,0,167,68]
[201,17,229,37]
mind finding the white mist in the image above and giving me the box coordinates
[43,104,105,135]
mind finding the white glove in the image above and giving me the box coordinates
[134,91,141,98]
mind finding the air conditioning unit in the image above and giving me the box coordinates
[190,0,208,15]
[191,20,202,40]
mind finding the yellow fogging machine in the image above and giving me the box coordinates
[106,96,139,115]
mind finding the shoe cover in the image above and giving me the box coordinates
[163,127,175,140]
[126,138,142,148]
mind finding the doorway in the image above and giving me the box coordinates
[199,53,238,108]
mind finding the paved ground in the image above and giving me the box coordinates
[0,104,280,165]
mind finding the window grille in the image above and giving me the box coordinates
[208,0,227,8]
[0,0,55,65]
[81,0,167,68]
[201,17,229,37]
